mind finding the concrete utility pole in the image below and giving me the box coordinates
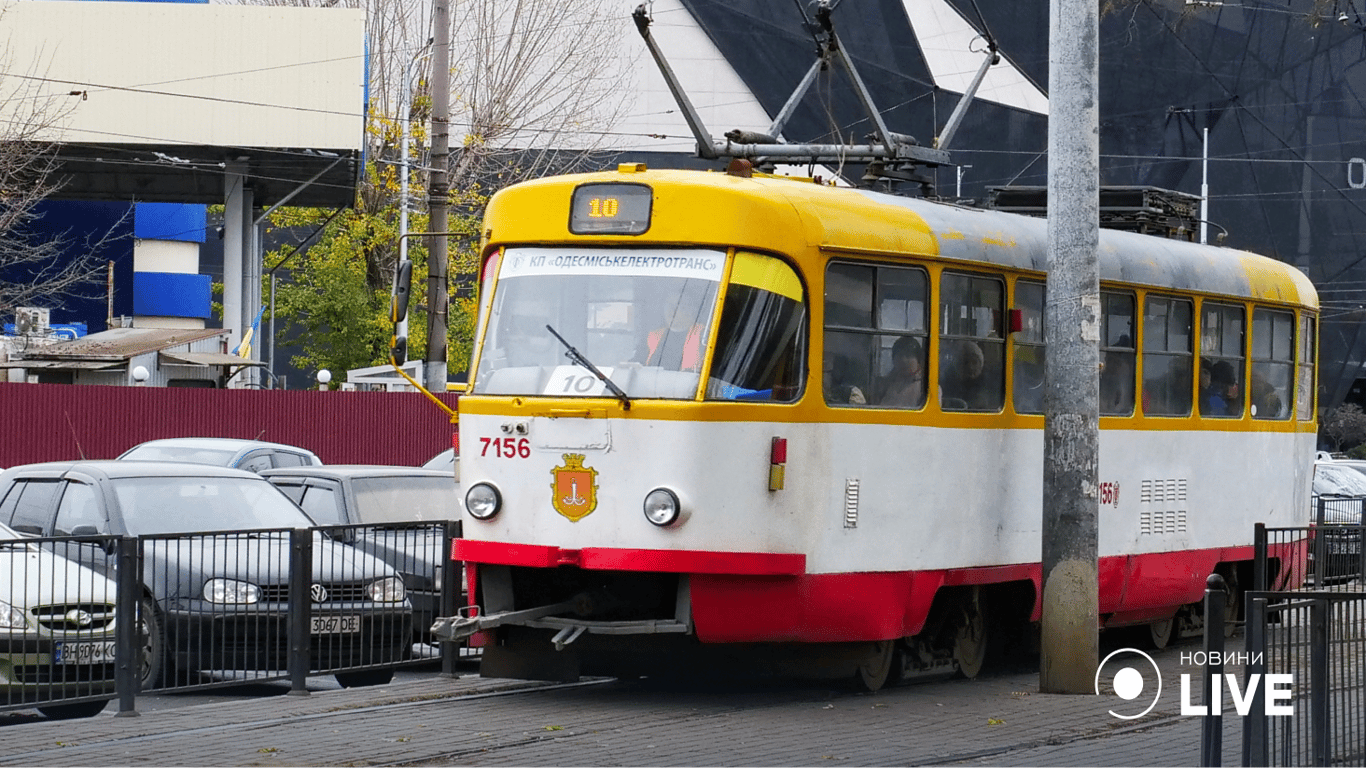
[425,0,451,392]
[1040,0,1100,693]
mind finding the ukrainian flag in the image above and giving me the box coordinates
[234,306,265,359]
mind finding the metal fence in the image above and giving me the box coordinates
[0,533,123,720]
[1306,497,1366,588]
[1240,590,1366,766]
[1212,524,1366,766]
[1,521,462,718]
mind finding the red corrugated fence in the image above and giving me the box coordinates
[0,383,460,467]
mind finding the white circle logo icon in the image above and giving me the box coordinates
[1094,647,1162,719]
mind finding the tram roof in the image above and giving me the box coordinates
[487,167,1317,309]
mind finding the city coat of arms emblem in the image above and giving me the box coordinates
[551,453,598,522]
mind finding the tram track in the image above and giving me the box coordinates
[0,657,1206,767]
[0,678,605,766]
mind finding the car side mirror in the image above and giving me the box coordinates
[390,259,413,324]
[69,525,116,556]
[323,526,354,543]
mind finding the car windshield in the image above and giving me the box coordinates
[352,477,456,523]
[471,247,806,402]
[110,476,314,535]
[121,445,238,466]
[1313,463,1366,497]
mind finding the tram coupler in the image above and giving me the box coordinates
[429,598,580,641]
[551,625,587,650]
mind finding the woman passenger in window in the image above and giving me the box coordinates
[1205,360,1241,416]
[941,340,990,410]
[876,336,926,408]
[1249,369,1283,418]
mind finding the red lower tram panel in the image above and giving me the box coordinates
[453,539,1285,644]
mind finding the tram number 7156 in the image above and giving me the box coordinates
[480,436,531,459]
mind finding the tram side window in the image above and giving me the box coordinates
[822,262,929,408]
[1250,308,1293,420]
[940,272,1004,412]
[1298,315,1316,421]
[1100,292,1136,416]
[1012,281,1045,414]
[1199,302,1246,418]
[1142,297,1193,416]
[707,252,807,402]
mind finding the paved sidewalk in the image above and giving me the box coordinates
[0,645,1251,767]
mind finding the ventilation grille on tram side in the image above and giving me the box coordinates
[1139,478,1189,534]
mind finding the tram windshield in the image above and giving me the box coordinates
[471,247,806,402]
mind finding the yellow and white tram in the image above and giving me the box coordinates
[440,163,1317,689]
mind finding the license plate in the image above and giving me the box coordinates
[54,641,117,665]
[310,615,360,634]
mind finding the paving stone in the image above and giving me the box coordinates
[0,646,1272,767]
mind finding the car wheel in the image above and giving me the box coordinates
[138,596,169,690]
[334,669,394,688]
[38,699,108,719]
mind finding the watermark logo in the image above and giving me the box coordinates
[1096,648,1295,720]
[1094,648,1163,719]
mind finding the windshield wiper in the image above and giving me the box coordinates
[545,324,631,411]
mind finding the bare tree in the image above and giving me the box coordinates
[228,0,430,129]
[447,0,632,189]
[0,39,124,320]
[228,0,632,209]
[239,0,634,376]
[1322,403,1366,453]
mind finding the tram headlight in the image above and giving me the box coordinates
[465,483,502,520]
[643,488,681,527]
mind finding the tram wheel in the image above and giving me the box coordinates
[854,640,897,692]
[952,588,988,679]
[1148,617,1175,650]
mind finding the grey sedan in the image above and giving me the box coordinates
[261,466,460,642]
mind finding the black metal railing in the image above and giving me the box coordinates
[1,520,464,718]
[0,533,123,720]
[1235,590,1366,766]
[1230,523,1366,766]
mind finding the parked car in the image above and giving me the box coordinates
[0,519,119,719]
[1328,458,1366,480]
[421,448,459,481]
[261,466,460,642]
[1309,460,1366,583]
[0,461,410,689]
[117,438,322,473]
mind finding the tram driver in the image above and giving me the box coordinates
[642,281,712,372]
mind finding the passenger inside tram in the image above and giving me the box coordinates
[875,335,926,408]
[941,340,991,410]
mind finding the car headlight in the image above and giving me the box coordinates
[204,578,262,604]
[643,488,681,527]
[465,483,502,520]
[0,600,29,630]
[368,576,406,602]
